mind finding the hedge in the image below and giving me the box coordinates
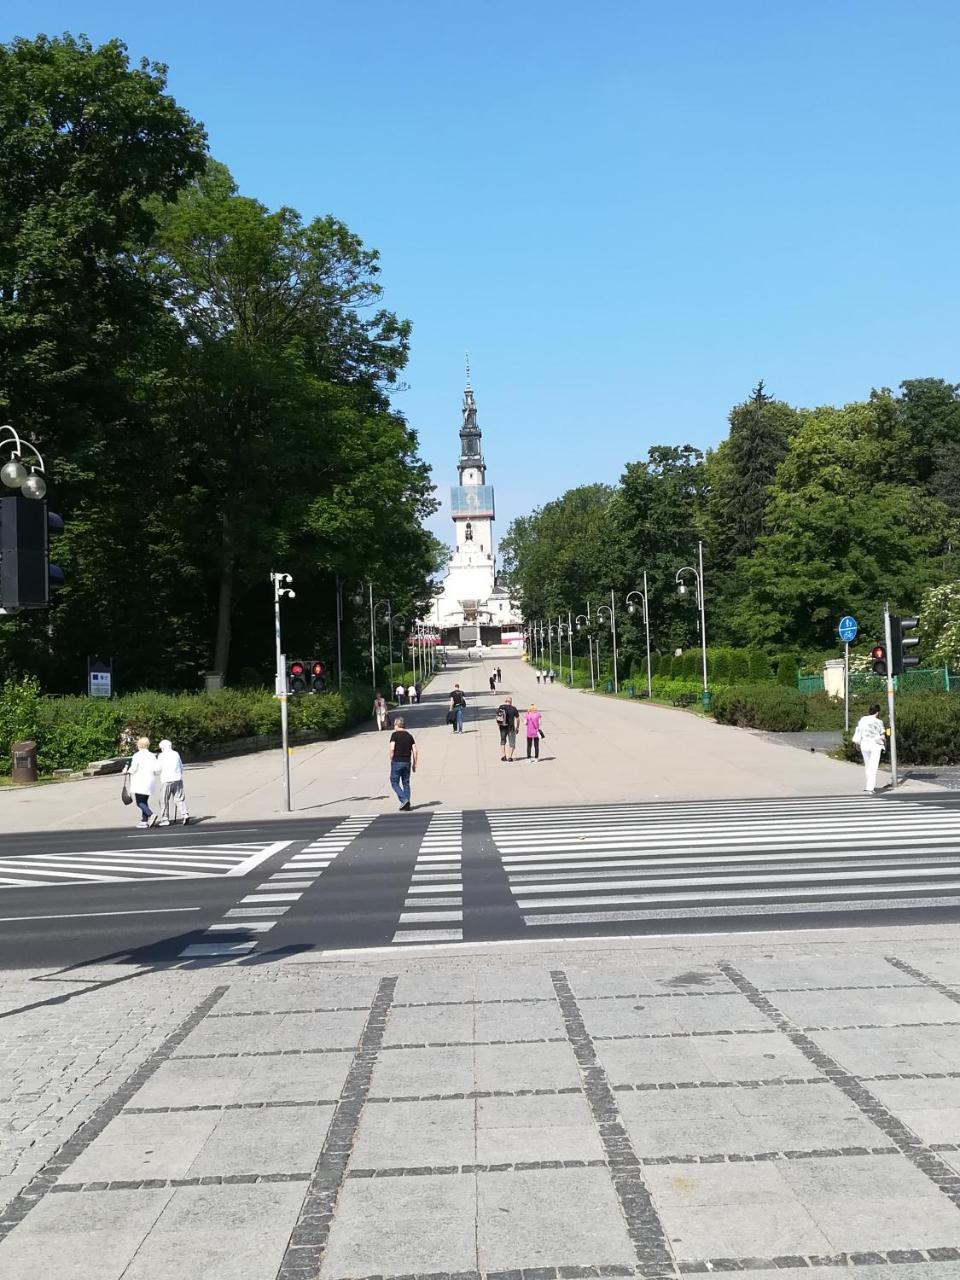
[841,694,960,765]
[0,677,367,776]
[711,684,807,732]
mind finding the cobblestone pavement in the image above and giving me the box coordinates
[6,928,960,1277]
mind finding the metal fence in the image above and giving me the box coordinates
[797,674,825,694]
[819,668,958,695]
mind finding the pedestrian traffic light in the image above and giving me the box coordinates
[870,644,887,677]
[0,496,64,609]
[889,615,920,676]
[310,660,326,693]
[287,660,307,694]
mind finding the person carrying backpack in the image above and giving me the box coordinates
[496,695,520,762]
[449,684,467,733]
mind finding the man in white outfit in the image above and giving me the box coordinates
[852,703,886,793]
[157,739,190,825]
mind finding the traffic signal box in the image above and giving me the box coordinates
[0,497,64,609]
[287,660,326,694]
[870,644,887,677]
[889,615,920,676]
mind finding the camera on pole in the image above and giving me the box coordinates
[889,615,920,676]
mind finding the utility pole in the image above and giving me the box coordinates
[884,602,899,788]
[271,571,295,812]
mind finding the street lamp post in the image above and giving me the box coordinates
[367,583,376,691]
[373,599,394,690]
[1,424,52,617]
[335,575,343,690]
[626,569,653,700]
[567,610,574,685]
[595,590,619,693]
[575,613,595,690]
[270,571,295,812]
[675,540,708,692]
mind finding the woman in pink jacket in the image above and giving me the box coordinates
[524,704,542,761]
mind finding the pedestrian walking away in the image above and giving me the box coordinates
[449,684,467,733]
[388,716,417,810]
[536,670,541,684]
[496,666,502,683]
[548,668,555,684]
[157,738,190,825]
[395,681,405,705]
[124,736,159,828]
[489,673,497,693]
[852,702,886,793]
[496,695,520,761]
[407,682,416,705]
[524,704,543,760]
[373,692,389,731]
[414,681,422,703]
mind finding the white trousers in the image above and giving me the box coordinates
[862,743,882,792]
[161,780,189,821]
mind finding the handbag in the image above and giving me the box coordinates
[121,776,133,806]
[446,710,455,725]
[539,728,546,739]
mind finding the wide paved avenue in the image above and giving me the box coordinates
[1,791,958,968]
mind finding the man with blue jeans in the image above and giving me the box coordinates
[449,684,466,733]
[388,716,417,811]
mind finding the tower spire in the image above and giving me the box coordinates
[465,351,471,389]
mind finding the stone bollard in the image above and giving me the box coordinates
[11,738,38,785]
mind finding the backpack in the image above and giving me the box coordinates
[496,706,507,726]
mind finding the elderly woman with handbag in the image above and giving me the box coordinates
[123,736,159,828]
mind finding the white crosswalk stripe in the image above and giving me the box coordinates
[392,811,464,944]
[487,796,960,930]
[0,841,292,890]
[178,816,373,958]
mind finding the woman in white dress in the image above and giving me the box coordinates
[851,703,886,793]
[124,736,159,828]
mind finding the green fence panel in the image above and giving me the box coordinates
[797,675,824,694]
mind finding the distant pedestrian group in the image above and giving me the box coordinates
[123,737,190,828]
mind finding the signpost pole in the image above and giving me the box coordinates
[884,602,898,789]
[844,641,850,734]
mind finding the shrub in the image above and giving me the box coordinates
[712,684,806,732]
[729,650,750,682]
[681,650,698,679]
[650,677,704,702]
[710,649,731,681]
[747,649,773,682]
[841,694,960,765]
[649,653,661,677]
[776,654,800,687]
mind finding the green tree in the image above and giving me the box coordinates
[919,582,960,669]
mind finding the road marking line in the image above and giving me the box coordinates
[180,941,258,956]
[225,907,289,917]
[207,921,276,932]
[0,907,200,922]
[393,929,464,942]
[241,893,302,903]
[398,910,463,923]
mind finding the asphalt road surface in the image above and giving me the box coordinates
[1,791,959,969]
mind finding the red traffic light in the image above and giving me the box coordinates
[870,645,884,661]
[290,662,305,676]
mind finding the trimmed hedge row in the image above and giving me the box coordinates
[711,685,807,732]
[841,694,960,766]
[0,678,367,776]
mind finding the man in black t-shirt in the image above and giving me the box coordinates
[449,684,466,734]
[495,695,520,762]
[388,717,418,810]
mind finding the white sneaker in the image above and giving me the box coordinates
[158,819,170,826]
[136,821,148,829]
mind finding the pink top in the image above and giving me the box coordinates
[524,711,541,738]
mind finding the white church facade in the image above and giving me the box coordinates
[432,380,523,646]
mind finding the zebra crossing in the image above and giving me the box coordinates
[179,816,373,958]
[486,796,960,931]
[0,840,292,890]
[392,810,463,943]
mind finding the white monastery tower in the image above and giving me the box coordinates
[433,375,522,645]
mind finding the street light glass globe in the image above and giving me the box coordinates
[20,471,46,500]
[678,582,687,596]
[1,459,27,489]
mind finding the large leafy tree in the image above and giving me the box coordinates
[732,399,949,649]
[151,164,439,678]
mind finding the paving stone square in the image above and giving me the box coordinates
[120,1183,306,1280]
[351,1098,475,1167]
[475,1092,604,1163]
[64,1111,221,1183]
[476,1167,636,1270]
[472,998,566,1040]
[381,1001,477,1045]
[473,1039,584,1092]
[319,1172,477,1277]
[774,984,960,1028]
[811,1024,960,1076]
[0,1187,172,1280]
[368,1044,475,1095]
[212,976,381,1014]
[186,1104,335,1176]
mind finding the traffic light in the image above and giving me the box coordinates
[890,615,920,676]
[310,660,326,693]
[0,497,64,609]
[870,643,887,677]
[287,660,307,694]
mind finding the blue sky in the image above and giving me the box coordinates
[7,1,960,547]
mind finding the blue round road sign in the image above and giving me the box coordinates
[838,615,858,643]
